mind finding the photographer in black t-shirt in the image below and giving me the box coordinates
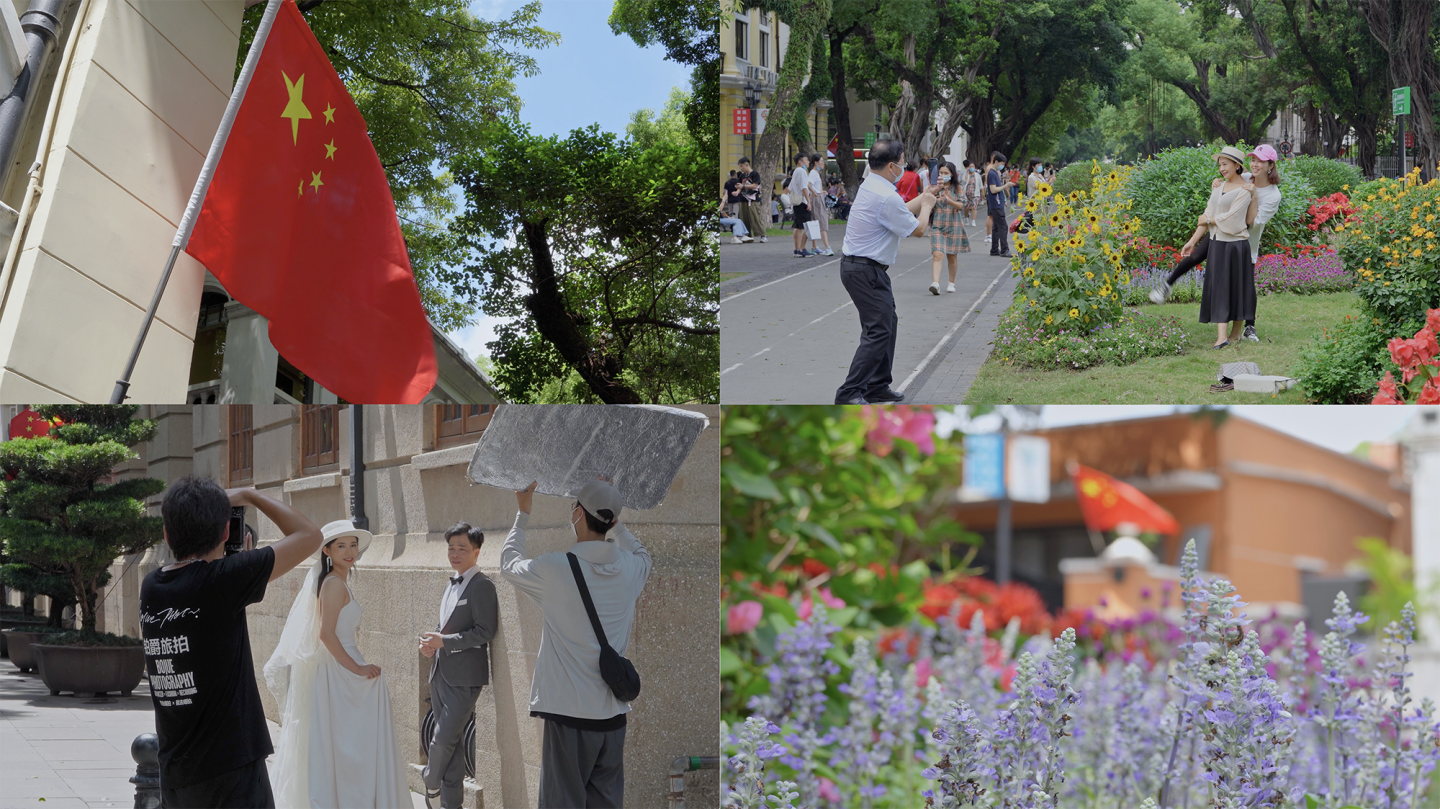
[140,476,323,808]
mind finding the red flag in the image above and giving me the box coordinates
[1067,462,1179,536]
[7,408,57,440]
[185,0,437,403]
[826,134,839,158]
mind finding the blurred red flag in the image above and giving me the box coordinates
[1067,462,1179,536]
[8,409,57,440]
[185,0,436,403]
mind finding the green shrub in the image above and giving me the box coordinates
[1280,155,1364,199]
[1051,162,1095,197]
[1124,144,1317,256]
[992,304,1189,369]
[1340,176,1440,331]
[1293,312,1393,403]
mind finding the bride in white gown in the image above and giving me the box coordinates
[264,520,410,808]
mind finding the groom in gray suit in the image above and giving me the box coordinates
[419,522,499,809]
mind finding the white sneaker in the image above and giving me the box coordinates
[928,282,940,295]
[946,283,955,293]
[820,248,834,256]
[758,236,767,243]
[731,235,745,244]
[1148,280,1171,305]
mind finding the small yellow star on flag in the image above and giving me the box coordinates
[325,140,337,160]
[323,103,335,124]
[310,171,324,193]
[298,179,304,198]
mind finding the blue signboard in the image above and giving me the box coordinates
[962,433,1006,500]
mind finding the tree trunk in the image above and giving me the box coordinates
[1300,103,1321,155]
[829,31,859,199]
[1353,116,1380,178]
[751,0,829,204]
[80,583,96,633]
[520,220,642,404]
[1357,0,1439,180]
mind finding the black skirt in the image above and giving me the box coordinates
[1198,238,1255,323]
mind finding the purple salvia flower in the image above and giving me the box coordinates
[921,699,995,807]
[725,716,789,809]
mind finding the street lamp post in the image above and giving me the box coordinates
[743,81,758,164]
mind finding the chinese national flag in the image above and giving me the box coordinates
[1067,462,1180,536]
[7,408,58,440]
[185,0,436,403]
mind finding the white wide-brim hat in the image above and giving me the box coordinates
[1213,145,1246,168]
[315,519,373,560]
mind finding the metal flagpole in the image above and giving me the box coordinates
[109,0,284,403]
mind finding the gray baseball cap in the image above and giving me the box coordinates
[576,479,623,521]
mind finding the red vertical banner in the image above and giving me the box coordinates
[733,108,751,135]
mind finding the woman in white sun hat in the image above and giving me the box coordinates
[265,519,411,808]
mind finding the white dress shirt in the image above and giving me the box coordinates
[1247,184,1282,262]
[842,172,920,266]
[438,564,481,627]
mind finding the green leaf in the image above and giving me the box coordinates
[723,463,783,501]
[719,646,743,677]
[829,606,860,628]
[758,593,798,625]
[796,521,843,555]
[1305,795,1318,809]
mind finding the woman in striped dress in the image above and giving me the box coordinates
[928,161,969,295]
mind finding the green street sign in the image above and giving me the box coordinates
[864,132,876,149]
[1394,86,1411,116]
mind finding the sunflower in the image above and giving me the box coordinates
[1086,212,1100,226]
[1033,279,1041,287]
[1045,314,1054,324]
[1048,212,1062,227]
[1014,238,1027,252]
[1051,243,1065,256]
[1037,182,1052,195]
[1031,249,1042,261]
[1085,271,1094,280]
[1068,308,1079,318]
[1025,200,1038,212]
[1069,191,1081,202]
[1112,293,1119,301]
[1023,266,1034,277]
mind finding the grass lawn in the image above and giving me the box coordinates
[721,272,746,282]
[965,291,1361,404]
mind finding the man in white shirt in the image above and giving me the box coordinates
[501,479,651,809]
[790,153,815,258]
[835,138,937,405]
[806,152,834,256]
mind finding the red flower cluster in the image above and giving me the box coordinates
[862,404,936,456]
[918,576,1052,635]
[1374,308,1440,404]
[1271,243,1335,259]
[1124,235,1181,270]
[1306,192,1357,232]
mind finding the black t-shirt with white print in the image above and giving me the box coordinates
[140,546,275,788]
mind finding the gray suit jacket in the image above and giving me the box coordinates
[429,571,499,687]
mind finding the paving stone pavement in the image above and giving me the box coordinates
[720,214,1018,404]
[0,657,429,808]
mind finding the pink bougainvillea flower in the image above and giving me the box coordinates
[1414,328,1439,364]
[862,404,937,456]
[797,587,846,621]
[1389,337,1421,380]
[726,600,763,635]
[915,657,932,689]
[1373,371,1403,405]
[1419,378,1440,406]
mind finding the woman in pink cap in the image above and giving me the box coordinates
[1237,144,1283,341]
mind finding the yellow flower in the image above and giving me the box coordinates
[1068,308,1079,318]
[1049,213,1062,227]
[1031,250,1041,261]
[1085,271,1094,280]
[1342,184,1350,191]
[1014,239,1027,252]
[1051,243,1065,255]
[1037,182,1052,195]
[1428,213,1435,222]
[1091,303,1098,310]
[1414,248,1423,257]
[1045,314,1053,324]
[1023,266,1034,277]
[1033,279,1040,287]
[1026,200,1038,212]
[1112,293,1119,301]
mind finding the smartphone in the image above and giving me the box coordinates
[225,506,245,556]
[928,157,939,186]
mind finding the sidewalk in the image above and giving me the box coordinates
[0,662,429,809]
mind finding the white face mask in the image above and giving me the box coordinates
[939,173,952,183]
[569,511,582,539]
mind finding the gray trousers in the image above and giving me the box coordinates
[424,677,483,809]
[835,257,898,403]
[538,720,626,809]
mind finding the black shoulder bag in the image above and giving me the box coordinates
[566,552,641,701]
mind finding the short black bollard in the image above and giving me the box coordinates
[130,732,161,809]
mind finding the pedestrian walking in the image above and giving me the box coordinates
[834,138,937,405]
[986,152,1014,258]
[927,161,969,295]
[1239,144,1283,341]
[962,159,982,226]
[735,157,768,243]
[790,153,815,258]
[807,152,835,256]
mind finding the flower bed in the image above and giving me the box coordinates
[724,541,1440,809]
[991,305,1188,369]
[1254,246,1352,295]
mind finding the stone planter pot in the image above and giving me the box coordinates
[0,619,50,658]
[3,629,52,672]
[31,644,145,697]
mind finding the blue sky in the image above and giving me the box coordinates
[447,0,692,365]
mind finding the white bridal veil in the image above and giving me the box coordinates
[263,564,323,809]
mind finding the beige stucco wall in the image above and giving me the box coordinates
[0,0,242,403]
[100,404,720,809]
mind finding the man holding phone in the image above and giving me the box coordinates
[140,477,323,808]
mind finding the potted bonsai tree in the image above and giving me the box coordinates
[0,405,164,696]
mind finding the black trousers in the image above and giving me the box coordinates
[988,208,1010,254]
[835,257,898,403]
[161,758,274,809]
[1165,238,1255,327]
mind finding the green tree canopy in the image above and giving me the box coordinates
[0,406,165,636]
[448,121,717,404]
[608,0,720,159]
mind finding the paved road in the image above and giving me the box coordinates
[720,218,1018,404]
[1,659,431,808]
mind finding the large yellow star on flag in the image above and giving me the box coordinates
[281,71,311,145]
[310,171,324,193]
[324,139,337,160]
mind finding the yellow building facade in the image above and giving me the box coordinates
[719,2,833,194]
